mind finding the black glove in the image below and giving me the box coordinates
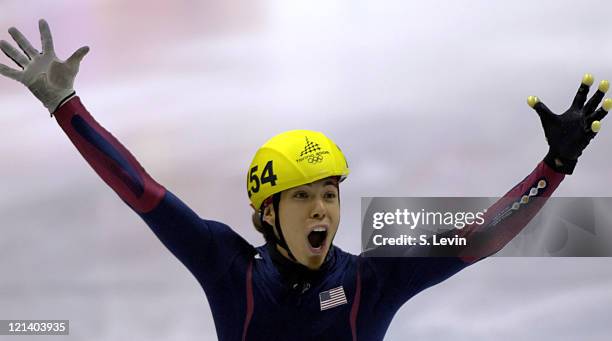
[529,73,611,174]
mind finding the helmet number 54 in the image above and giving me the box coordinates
[248,160,278,197]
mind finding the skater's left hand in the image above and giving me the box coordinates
[528,73,611,174]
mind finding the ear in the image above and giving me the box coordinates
[262,204,275,226]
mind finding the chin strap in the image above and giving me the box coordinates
[259,193,297,262]
[272,193,297,262]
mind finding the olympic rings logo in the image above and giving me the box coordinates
[307,154,323,163]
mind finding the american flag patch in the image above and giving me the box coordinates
[319,286,347,311]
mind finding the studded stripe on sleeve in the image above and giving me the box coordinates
[455,161,565,263]
[360,161,566,320]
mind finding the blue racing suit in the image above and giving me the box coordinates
[53,97,565,340]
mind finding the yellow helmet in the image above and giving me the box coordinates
[247,130,350,210]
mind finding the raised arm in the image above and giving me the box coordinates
[456,74,610,261]
[0,19,253,285]
[363,75,610,309]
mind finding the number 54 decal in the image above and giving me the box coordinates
[248,160,278,197]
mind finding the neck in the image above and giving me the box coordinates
[267,243,334,273]
[275,244,293,261]
[276,244,329,270]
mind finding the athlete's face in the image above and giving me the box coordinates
[264,178,340,270]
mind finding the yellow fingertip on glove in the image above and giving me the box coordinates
[603,98,612,111]
[582,73,594,86]
[527,95,539,108]
[591,120,601,133]
[598,80,610,93]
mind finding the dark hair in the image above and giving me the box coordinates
[251,211,273,241]
[251,193,280,243]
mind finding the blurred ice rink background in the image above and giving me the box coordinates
[1,0,612,340]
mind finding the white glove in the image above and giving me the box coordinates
[0,19,89,114]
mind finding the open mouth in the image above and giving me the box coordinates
[307,227,328,249]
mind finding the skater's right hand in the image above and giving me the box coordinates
[0,19,89,114]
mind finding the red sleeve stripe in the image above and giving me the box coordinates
[242,260,254,341]
[350,260,362,341]
[54,97,165,213]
